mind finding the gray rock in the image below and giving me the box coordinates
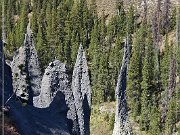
[113,36,133,135]
[71,44,91,135]
[11,27,42,104]
[34,60,79,135]
[9,91,71,135]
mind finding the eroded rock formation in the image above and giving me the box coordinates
[113,36,133,135]
[34,60,79,135]
[4,22,91,135]
[11,25,42,104]
[71,44,91,135]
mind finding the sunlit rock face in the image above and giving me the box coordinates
[11,26,42,104]
[71,44,91,135]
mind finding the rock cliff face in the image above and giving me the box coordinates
[71,44,91,135]
[11,26,42,104]
[113,36,133,135]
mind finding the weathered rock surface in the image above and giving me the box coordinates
[71,44,91,135]
[113,36,133,135]
[11,25,42,103]
[34,60,79,135]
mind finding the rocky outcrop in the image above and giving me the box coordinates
[6,22,91,134]
[113,36,133,135]
[34,60,79,135]
[71,44,91,135]
[11,26,42,104]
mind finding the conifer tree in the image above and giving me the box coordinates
[15,0,29,47]
[31,0,38,39]
[160,36,172,90]
[64,19,72,68]
[97,53,109,102]
[165,98,177,134]
[114,0,126,37]
[109,36,123,100]
[89,21,101,104]
[126,4,135,34]
[140,29,154,131]
[149,106,161,135]
[127,24,146,118]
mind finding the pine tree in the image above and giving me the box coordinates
[71,31,79,65]
[31,0,38,39]
[114,0,126,37]
[160,35,172,90]
[165,98,177,134]
[97,53,108,102]
[36,11,49,70]
[18,0,29,46]
[64,19,72,68]
[149,106,161,135]
[127,24,146,118]
[109,36,123,101]
[126,4,135,34]
[89,21,101,104]
[140,29,154,131]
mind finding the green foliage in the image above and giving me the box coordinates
[160,35,172,90]
[127,24,146,118]
[165,98,177,134]
[140,29,155,131]
[109,113,115,130]
[149,106,161,135]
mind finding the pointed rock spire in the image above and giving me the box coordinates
[113,37,133,135]
[11,24,42,104]
[71,44,91,135]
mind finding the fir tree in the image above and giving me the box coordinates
[140,29,154,131]
[160,35,172,90]
[127,24,146,118]
[165,98,177,134]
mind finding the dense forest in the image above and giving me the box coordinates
[0,0,180,135]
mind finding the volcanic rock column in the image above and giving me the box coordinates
[112,37,133,135]
[71,44,91,135]
[11,25,42,103]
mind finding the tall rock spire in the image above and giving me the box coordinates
[71,44,91,135]
[11,23,42,104]
[113,36,133,135]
